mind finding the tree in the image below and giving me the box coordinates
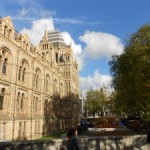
[48,93,81,134]
[86,89,108,117]
[109,25,150,119]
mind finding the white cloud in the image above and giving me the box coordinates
[80,70,112,96]
[79,31,124,59]
[20,18,84,70]
[15,7,56,20]
[54,18,83,25]
[20,18,55,45]
[61,32,84,70]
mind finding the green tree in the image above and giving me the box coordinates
[50,93,81,133]
[86,89,108,117]
[109,25,150,118]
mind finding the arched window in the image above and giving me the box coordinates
[0,88,5,110]
[18,60,28,82]
[36,75,39,87]
[34,68,41,89]
[20,93,24,110]
[16,92,20,110]
[0,49,10,75]
[22,68,26,81]
[18,66,22,81]
[2,58,7,74]
[53,79,57,93]
[45,75,50,92]
[55,53,58,63]
[33,96,35,111]
[8,29,12,39]
[23,41,26,50]
[35,97,38,111]
[18,122,22,138]
[0,55,2,69]
[26,44,29,51]
[4,26,8,37]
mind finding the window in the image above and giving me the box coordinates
[20,93,24,110]
[24,122,26,137]
[1,49,10,75]
[18,60,28,82]
[23,41,26,50]
[45,75,50,92]
[4,26,8,37]
[34,68,41,89]
[38,121,40,134]
[55,53,58,63]
[2,58,7,74]
[33,96,35,111]
[0,88,5,110]
[16,92,25,111]
[36,75,39,87]
[1,122,6,139]
[53,79,57,93]
[8,29,12,39]
[34,97,38,111]
[22,68,26,81]
[18,122,21,137]
[18,66,22,81]
[0,55,2,71]
[16,92,20,110]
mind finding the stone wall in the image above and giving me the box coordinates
[0,135,148,150]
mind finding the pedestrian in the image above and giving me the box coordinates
[67,127,81,150]
[147,129,150,143]
[147,129,150,150]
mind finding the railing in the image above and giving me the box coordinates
[0,135,148,150]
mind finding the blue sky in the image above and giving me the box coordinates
[1,0,150,95]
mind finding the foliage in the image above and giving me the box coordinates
[86,89,108,116]
[43,93,81,136]
[109,25,150,117]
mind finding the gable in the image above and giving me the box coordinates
[3,16,14,29]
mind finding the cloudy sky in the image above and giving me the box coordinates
[1,0,150,96]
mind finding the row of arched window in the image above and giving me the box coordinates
[3,23,30,51]
[43,44,48,49]
[22,41,29,51]
[0,48,65,93]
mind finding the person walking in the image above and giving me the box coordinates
[67,128,81,150]
[147,129,150,150]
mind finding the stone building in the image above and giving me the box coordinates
[0,16,79,141]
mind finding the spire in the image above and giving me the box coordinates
[44,29,48,40]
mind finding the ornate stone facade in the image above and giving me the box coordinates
[0,16,79,141]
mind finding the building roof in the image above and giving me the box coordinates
[41,29,67,47]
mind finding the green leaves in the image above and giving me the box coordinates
[86,89,108,116]
[109,24,150,118]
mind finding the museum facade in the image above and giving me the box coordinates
[0,16,79,141]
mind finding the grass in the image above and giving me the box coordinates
[37,132,67,140]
